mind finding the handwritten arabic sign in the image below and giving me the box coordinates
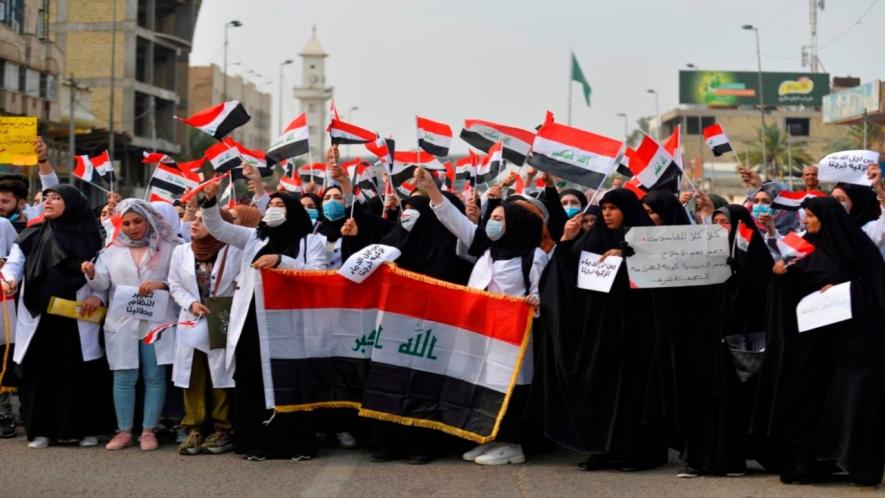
[111,285,170,322]
[796,281,852,333]
[338,244,401,284]
[0,117,37,166]
[577,251,622,293]
[624,225,730,288]
[818,150,879,186]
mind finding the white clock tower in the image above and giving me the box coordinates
[293,26,334,162]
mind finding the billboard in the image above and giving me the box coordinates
[822,80,882,123]
[679,71,830,107]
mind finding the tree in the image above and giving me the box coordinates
[746,124,813,179]
[828,123,885,154]
[626,116,652,148]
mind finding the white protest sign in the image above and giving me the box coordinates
[577,251,622,293]
[796,281,852,333]
[338,244,401,284]
[624,224,731,288]
[111,285,170,322]
[818,150,879,186]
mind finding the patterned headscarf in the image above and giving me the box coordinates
[115,198,177,251]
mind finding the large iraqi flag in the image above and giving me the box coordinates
[257,264,533,443]
[528,119,624,188]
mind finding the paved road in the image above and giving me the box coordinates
[2,432,878,498]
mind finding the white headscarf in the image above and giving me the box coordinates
[115,199,177,250]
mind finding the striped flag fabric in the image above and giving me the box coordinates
[626,133,680,192]
[279,174,302,193]
[142,151,175,165]
[344,158,379,200]
[771,190,828,211]
[777,232,816,262]
[204,140,242,173]
[144,320,197,345]
[73,151,114,187]
[416,116,452,157]
[624,177,648,200]
[220,177,237,208]
[736,220,754,252]
[454,152,478,183]
[148,188,175,204]
[703,123,733,157]
[299,163,326,187]
[480,142,504,182]
[177,158,205,177]
[179,174,229,205]
[266,113,310,167]
[176,100,251,140]
[328,118,376,145]
[460,119,534,166]
[528,120,624,189]
[663,124,683,170]
[391,151,444,198]
[258,264,532,443]
[148,163,199,200]
[365,136,394,166]
[227,138,272,177]
[104,213,122,247]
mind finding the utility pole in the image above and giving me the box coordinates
[108,0,117,161]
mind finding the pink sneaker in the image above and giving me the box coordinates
[139,430,159,451]
[105,432,133,450]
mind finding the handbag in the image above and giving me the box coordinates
[204,247,232,350]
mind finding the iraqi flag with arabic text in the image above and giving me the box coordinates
[460,119,534,166]
[176,100,251,140]
[257,264,532,443]
[328,118,376,145]
[626,133,681,192]
[266,113,310,167]
[74,151,114,187]
[528,120,623,188]
[416,115,452,157]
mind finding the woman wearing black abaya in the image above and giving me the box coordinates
[529,188,668,471]
[676,205,775,477]
[762,196,885,485]
[1,184,112,447]
[201,184,327,461]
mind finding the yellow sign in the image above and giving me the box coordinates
[0,117,38,166]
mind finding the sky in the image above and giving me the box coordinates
[191,0,885,153]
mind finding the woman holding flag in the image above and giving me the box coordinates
[199,178,326,461]
[762,196,885,486]
[81,199,180,451]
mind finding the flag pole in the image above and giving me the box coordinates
[567,50,573,126]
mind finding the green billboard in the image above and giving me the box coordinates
[679,70,830,107]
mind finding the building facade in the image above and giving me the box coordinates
[188,64,272,151]
[292,27,332,162]
[50,0,201,195]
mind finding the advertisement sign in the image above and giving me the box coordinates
[679,71,830,107]
[822,80,882,123]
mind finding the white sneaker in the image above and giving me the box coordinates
[474,443,525,465]
[28,436,49,449]
[336,432,357,449]
[78,436,98,447]
[462,442,500,461]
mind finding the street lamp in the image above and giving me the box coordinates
[685,63,697,69]
[646,89,660,140]
[223,20,243,101]
[616,113,628,142]
[743,24,768,177]
[278,59,294,135]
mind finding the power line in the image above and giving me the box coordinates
[819,0,878,50]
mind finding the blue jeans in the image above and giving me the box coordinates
[112,342,167,431]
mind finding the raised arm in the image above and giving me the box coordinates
[201,181,252,250]
[414,167,478,249]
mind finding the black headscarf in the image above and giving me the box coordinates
[314,186,346,243]
[835,183,881,228]
[642,189,690,226]
[16,184,102,315]
[558,188,588,208]
[468,201,543,261]
[255,192,313,260]
[380,192,471,284]
[576,188,653,255]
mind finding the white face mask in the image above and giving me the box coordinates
[101,218,115,238]
[400,209,420,232]
[262,206,287,227]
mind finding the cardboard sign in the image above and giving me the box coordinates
[818,150,879,186]
[0,117,38,166]
[338,244,401,284]
[796,281,852,333]
[577,251,622,293]
[624,225,731,288]
[111,285,170,322]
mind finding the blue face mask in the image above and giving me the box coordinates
[485,219,505,241]
[305,208,318,222]
[564,206,582,218]
[751,204,772,219]
[322,200,346,221]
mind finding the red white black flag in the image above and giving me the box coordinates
[703,123,733,157]
[460,119,534,166]
[266,113,310,167]
[416,116,452,157]
[772,190,827,211]
[74,151,114,187]
[626,133,680,192]
[528,117,623,188]
[176,100,251,140]
[328,119,376,145]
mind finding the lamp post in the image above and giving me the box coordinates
[687,63,704,174]
[646,89,660,141]
[277,59,294,136]
[616,112,628,142]
[222,20,242,101]
[743,24,768,177]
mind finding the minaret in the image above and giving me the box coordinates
[293,25,333,162]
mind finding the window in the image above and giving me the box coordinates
[785,118,809,137]
[2,61,18,90]
[25,68,39,97]
[685,116,716,135]
[0,0,23,33]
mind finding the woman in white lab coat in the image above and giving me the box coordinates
[167,208,240,455]
[1,184,112,448]
[82,199,180,452]
[200,182,326,461]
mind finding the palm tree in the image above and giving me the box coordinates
[828,123,885,154]
[746,124,813,179]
